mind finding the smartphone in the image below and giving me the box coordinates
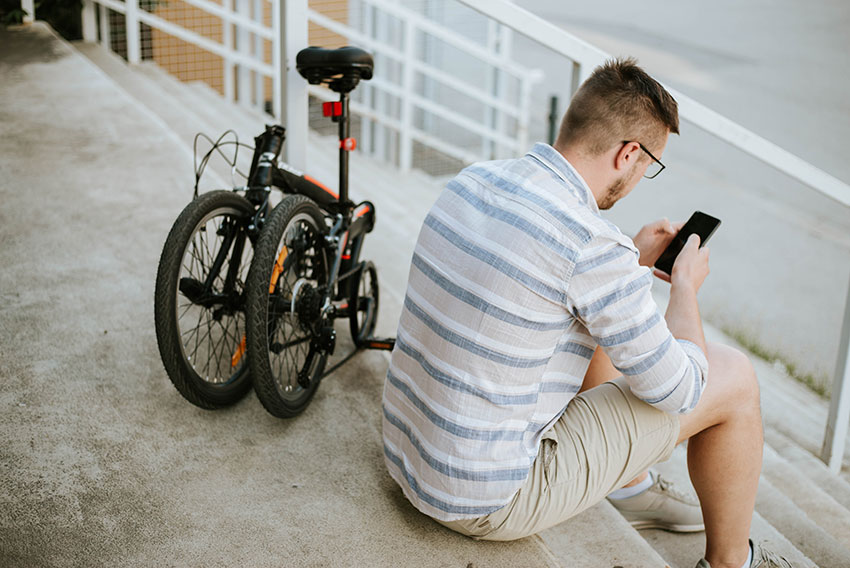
[654,211,721,275]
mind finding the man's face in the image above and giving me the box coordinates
[598,136,668,210]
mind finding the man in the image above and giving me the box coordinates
[382,59,788,568]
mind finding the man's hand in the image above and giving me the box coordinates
[633,218,682,268]
[667,233,710,292]
[662,233,710,356]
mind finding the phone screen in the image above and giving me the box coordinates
[654,211,721,275]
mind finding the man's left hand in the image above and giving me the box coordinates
[633,218,683,268]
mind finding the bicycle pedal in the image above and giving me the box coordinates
[363,337,395,351]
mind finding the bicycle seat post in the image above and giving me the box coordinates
[337,90,352,215]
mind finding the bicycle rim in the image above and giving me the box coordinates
[176,205,252,385]
[266,211,327,402]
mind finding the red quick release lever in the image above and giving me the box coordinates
[322,102,342,117]
[340,138,357,151]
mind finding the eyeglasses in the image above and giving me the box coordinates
[622,141,665,179]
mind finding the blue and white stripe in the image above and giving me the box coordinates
[383,143,708,522]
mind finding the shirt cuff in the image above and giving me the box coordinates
[677,338,709,385]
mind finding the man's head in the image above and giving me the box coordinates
[554,58,678,209]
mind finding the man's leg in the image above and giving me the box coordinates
[678,343,763,568]
[581,347,649,489]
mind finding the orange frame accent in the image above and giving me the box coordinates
[304,174,338,199]
[269,247,289,293]
[231,335,247,368]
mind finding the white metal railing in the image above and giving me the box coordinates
[456,0,850,473]
[80,0,275,102]
[307,0,542,172]
[75,0,541,175]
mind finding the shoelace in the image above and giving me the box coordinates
[654,474,694,502]
[752,543,792,568]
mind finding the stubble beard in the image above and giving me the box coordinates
[598,175,628,210]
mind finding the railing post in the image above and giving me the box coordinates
[253,0,264,111]
[276,0,308,171]
[98,2,111,51]
[822,275,850,473]
[125,0,141,64]
[235,0,251,106]
[570,60,582,99]
[21,0,34,23]
[222,0,235,103]
[81,0,97,41]
[484,21,511,160]
[359,1,374,159]
[547,95,559,145]
[398,17,415,172]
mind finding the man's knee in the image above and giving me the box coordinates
[679,343,760,441]
[707,342,760,410]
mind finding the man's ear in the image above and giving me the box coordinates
[614,141,640,171]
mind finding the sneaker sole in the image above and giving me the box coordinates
[630,520,705,532]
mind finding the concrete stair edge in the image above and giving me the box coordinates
[643,444,823,568]
[761,442,850,550]
[73,42,234,190]
[764,427,850,512]
[749,348,850,476]
[755,476,850,567]
[540,500,671,568]
[132,63,262,184]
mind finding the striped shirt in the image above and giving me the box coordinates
[382,143,708,522]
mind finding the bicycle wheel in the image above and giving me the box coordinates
[246,195,329,418]
[349,260,379,347]
[154,190,255,409]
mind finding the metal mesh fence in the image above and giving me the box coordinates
[143,0,225,94]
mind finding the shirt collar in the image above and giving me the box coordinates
[527,143,599,213]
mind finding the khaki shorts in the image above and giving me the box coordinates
[436,377,680,541]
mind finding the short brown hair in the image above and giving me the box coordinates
[556,58,678,155]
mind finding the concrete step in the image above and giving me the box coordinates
[750,348,850,479]
[641,510,818,568]
[755,476,850,567]
[133,64,256,174]
[764,427,850,513]
[185,79,271,129]
[642,443,824,568]
[73,42,232,190]
[761,443,850,550]
[539,501,670,567]
[12,25,565,568]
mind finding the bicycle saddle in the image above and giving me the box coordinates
[296,46,374,93]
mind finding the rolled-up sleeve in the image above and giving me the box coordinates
[566,232,708,414]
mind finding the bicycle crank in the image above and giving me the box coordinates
[297,325,336,389]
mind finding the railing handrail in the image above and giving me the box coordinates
[365,0,533,81]
[177,0,274,40]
